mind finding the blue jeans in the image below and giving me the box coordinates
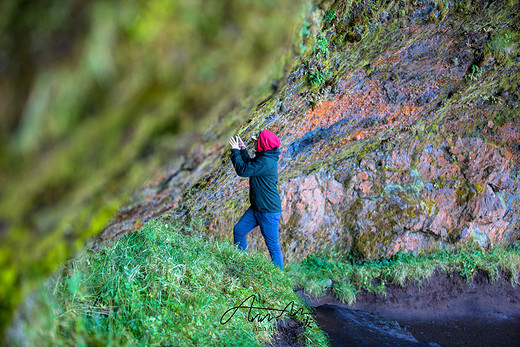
[233,207,283,270]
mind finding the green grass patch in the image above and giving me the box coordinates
[8,219,329,346]
[286,245,520,305]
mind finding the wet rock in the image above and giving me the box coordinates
[417,147,461,182]
[422,188,458,236]
[195,132,515,261]
[474,185,506,223]
[313,304,435,346]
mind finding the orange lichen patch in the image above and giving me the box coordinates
[357,172,369,180]
[387,105,423,127]
[291,99,344,138]
[287,77,427,144]
[291,83,388,138]
[347,129,366,141]
[358,181,373,195]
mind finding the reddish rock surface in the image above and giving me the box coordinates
[173,12,520,261]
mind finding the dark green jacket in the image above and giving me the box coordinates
[230,148,282,213]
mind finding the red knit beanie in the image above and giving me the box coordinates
[256,129,281,152]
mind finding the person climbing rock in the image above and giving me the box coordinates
[228,129,283,270]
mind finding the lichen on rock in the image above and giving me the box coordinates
[176,0,520,262]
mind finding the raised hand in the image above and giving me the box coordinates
[237,135,246,150]
[228,136,240,150]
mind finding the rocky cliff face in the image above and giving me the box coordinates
[77,2,520,261]
[170,1,520,261]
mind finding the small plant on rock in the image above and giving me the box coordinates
[306,63,332,88]
[308,70,328,87]
[315,34,329,57]
[324,9,336,22]
[466,64,483,81]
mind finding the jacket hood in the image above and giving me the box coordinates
[256,147,280,160]
[256,129,281,152]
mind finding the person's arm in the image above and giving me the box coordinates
[236,136,252,163]
[240,149,252,163]
[230,150,272,177]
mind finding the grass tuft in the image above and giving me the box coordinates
[286,245,520,304]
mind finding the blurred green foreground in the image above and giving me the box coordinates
[0,0,304,335]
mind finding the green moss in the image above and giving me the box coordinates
[307,68,331,87]
[485,29,519,65]
[346,195,422,260]
[420,199,437,217]
[493,111,517,127]
[455,183,477,206]
[324,9,336,22]
[473,183,486,196]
